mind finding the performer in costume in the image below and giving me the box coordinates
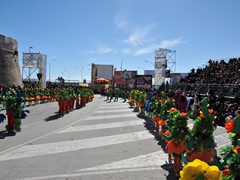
[109,88,113,102]
[210,116,240,179]
[161,110,189,177]
[57,88,67,117]
[0,108,6,138]
[123,89,127,102]
[114,88,119,102]
[184,99,216,165]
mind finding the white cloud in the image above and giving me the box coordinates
[114,11,129,31]
[98,47,113,54]
[122,48,132,54]
[122,24,155,47]
[134,38,186,56]
[81,47,114,54]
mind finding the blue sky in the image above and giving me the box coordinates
[1,0,240,83]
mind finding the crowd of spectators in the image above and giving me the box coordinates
[179,58,240,84]
[172,85,240,127]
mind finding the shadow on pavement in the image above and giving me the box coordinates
[0,130,16,139]
[161,164,179,180]
[45,113,60,122]
[136,113,178,179]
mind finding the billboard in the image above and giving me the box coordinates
[38,54,47,88]
[170,73,188,85]
[114,71,137,84]
[23,53,40,68]
[144,70,155,76]
[135,75,152,89]
[155,49,167,85]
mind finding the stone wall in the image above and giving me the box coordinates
[0,34,23,87]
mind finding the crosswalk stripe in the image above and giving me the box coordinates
[56,120,145,133]
[95,109,132,113]
[99,106,128,109]
[0,131,153,161]
[85,113,137,120]
[78,150,168,172]
[102,102,129,107]
[15,167,162,180]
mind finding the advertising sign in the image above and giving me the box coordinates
[155,49,167,85]
[170,73,188,85]
[114,71,137,84]
[38,54,47,88]
[135,75,152,89]
[144,70,155,76]
[23,53,40,68]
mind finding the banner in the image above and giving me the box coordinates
[155,49,167,85]
[23,53,40,68]
[170,73,188,85]
[38,54,47,88]
[135,75,152,89]
[144,70,155,76]
[114,71,137,84]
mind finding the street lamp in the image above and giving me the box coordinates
[145,60,154,67]
[76,67,83,83]
[29,47,33,53]
[64,70,69,81]
[121,58,124,71]
[47,59,55,81]
[137,66,145,71]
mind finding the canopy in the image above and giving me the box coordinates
[94,78,110,83]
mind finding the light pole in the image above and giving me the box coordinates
[76,67,83,83]
[121,58,124,71]
[64,70,69,81]
[47,59,55,81]
[28,47,33,81]
[29,47,33,53]
[145,60,155,88]
[145,60,154,67]
[137,66,145,71]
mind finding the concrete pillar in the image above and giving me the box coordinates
[0,34,23,87]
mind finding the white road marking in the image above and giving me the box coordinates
[78,150,168,171]
[99,106,128,109]
[85,113,137,120]
[56,120,144,133]
[102,102,129,107]
[95,109,132,113]
[15,167,162,180]
[0,131,153,161]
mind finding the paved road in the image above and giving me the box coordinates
[0,95,230,180]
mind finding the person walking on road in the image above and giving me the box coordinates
[109,88,113,102]
[114,89,119,102]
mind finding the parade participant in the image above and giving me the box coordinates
[114,88,119,102]
[57,88,67,117]
[0,108,6,138]
[109,88,113,102]
[184,99,216,165]
[123,89,127,102]
[75,87,81,109]
[2,88,29,133]
[161,110,189,177]
[212,115,240,179]
[105,87,109,101]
